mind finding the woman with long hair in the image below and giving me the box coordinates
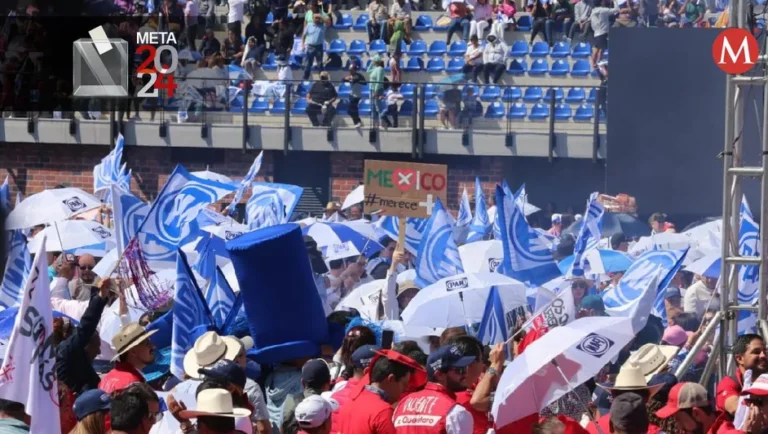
[69,389,110,434]
[330,325,377,384]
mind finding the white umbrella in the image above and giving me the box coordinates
[200,222,251,241]
[397,269,416,284]
[401,272,528,330]
[459,240,503,274]
[342,185,365,210]
[342,219,386,242]
[323,241,361,261]
[27,220,115,253]
[191,170,234,184]
[94,248,119,278]
[629,232,693,258]
[684,252,721,278]
[492,316,635,428]
[335,279,389,320]
[6,188,101,229]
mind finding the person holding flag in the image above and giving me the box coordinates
[99,322,157,394]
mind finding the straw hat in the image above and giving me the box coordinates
[178,389,251,419]
[183,332,236,379]
[111,322,158,362]
[625,344,680,381]
[598,363,665,397]
[222,336,248,362]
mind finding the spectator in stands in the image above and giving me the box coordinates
[243,37,262,76]
[306,1,331,26]
[307,72,338,126]
[275,19,295,61]
[368,0,390,43]
[184,0,199,51]
[446,0,471,44]
[440,85,462,129]
[223,30,245,65]
[528,0,550,45]
[459,85,477,128]
[228,0,248,38]
[469,0,493,39]
[368,55,387,98]
[390,21,409,82]
[390,50,404,83]
[569,0,592,41]
[381,83,405,129]
[482,29,507,84]
[462,34,484,83]
[590,0,619,68]
[245,18,272,63]
[390,0,413,37]
[492,0,517,33]
[613,0,639,27]
[198,0,217,29]
[302,12,328,80]
[660,0,680,26]
[341,63,367,128]
[161,0,185,37]
[292,0,308,34]
[546,0,574,46]
[201,29,221,58]
[680,0,705,27]
[274,0,292,21]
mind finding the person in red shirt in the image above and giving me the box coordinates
[448,336,489,434]
[330,344,379,429]
[655,382,737,434]
[99,322,157,395]
[716,333,768,416]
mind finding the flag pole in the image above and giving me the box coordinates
[505,289,569,345]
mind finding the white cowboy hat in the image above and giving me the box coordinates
[183,332,237,379]
[598,363,665,396]
[625,343,680,381]
[178,389,252,419]
[111,322,158,362]
[222,336,248,362]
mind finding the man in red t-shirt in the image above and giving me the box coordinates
[655,382,737,434]
[715,333,768,416]
[451,337,499,434]
[99,322,157,394]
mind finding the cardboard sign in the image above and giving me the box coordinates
[364,160,448,218]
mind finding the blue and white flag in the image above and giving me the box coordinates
[602,249,687,332]
[477,286,508,345]
[137,165,236,263]
[495,185,561,287]
[110,184,150,254]
[375,216,429,255]
[206,267,237,328]
[117,168,132,192]
[0,176,10,214]
[0,231,32,308]
[94,134,126,201]
[192,236,218,281]
[454,187,473,245]
[467,178,491,243]
[171,250,214,380]
[248,192,285,230]
[415,198,464,287]
[566,192,604,278]
[738,196,760,334]
[226,151,263,215]
[246,182,303,224]
[14,191,22,208]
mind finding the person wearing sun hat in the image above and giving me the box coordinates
[99,322,157,394]
[625,343,680,382]
[177,388,252,433]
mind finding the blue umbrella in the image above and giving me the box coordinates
[557,249,634,274]
[302,222,383,258]
[0,308,77,341]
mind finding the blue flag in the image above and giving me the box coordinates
[206,267,237,328]
[477,286,508,345]
[376,216,429,255]
[192,236,218,281]
[94,134,128,203]
[495,185,561,287]
[454,187,473,245]
[0,231,32,308]
[0,176,10,214]
[227,151,263,215]
[246,182,303,224]
[467,177,490,243]
[171,250,214,380]
[567,192,604,278]
[110,184,150,254]
[738,196,760,334]
[415,198,464,287]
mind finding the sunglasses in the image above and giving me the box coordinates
[148,411,164,423]
[79,265,94,271]
[450,366,468,375]
[572,282,588,289]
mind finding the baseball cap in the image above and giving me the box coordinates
[73,388,111,421]
[742,373,768,396]
[198,359,247,389]
[610,232,628,250]
[352,345,380,369]
[302,359,332,390]
[655,382,710,418]
[664,287,682,300]
[551,213,562,224]
[580,295,606,313]
[427,345,476,377]
[610,392,649,432]
[295,395,335,429]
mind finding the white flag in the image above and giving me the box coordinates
[0,235,60,434]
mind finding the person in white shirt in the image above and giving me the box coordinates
[462,34,484,83]
[683,275,720,319]
[481,29,508,84]
[184,0,199,51]
[228,0,248,39]
[469,0,493,39]
[381,84,405,129]
[590,0,620,67]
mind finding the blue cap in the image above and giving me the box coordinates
[426,345,476,377]
[664,287,681,300]
[73,389,111,421]
[352,345,380,369]
[198,359,247,389]
[302,359,332,390]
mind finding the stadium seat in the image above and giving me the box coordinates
[266,11,274,25]
[522,87,543,102]
[404,57,424,72]
[424,84,439,99]
[502,86,522,102]
[334,13,353,29]
[516,15,532,31]
[545,87,564,102]
[400,100,414,116]
[345,56,363,70]
[507,59,527,75]
[426,57,445,72]
[485,102,505,118]
[370,39,387,54]
[399,84,414,99]
[250,97,269,114]
[230,96,244,112]
[551,41,571,58]
[462,85,479,98]
[336,99,349,116]
[291,98,309,115]
[571,60,591,77]
[599,107,607,122]
[348,40,367,56]
[480,85,501,101]
[446,57,465,73]
[395,40,407,53]
[271,99,286,114]
[359,99,372,116]
[408,40,428,56]
[574,104,594,121]
[424,99,440,116]
[471,101,484,118]
[530,42,549,58]
[529,103,550,120]
[295,81,312,97]
[550,60,569,76]
[413,14,434,31]
[327,39,347,54]
[448,40,468,57]
[554,103,571,120]
[510,40,528,57]
[353,14,370,31]
[361,83,371,98]
[572,42,591,58]
[529,59,548,76]
[433,14,451,31]
[586,88,597,103]
[565,87,585,103]
[428,40,448,56]
[262,53,277,71]
[507,103,527,120]
[337,82,351,98]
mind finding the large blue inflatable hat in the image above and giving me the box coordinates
[226,224,329,364]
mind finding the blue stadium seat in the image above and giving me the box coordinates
[565,87,585,103]
[230,96,244,112]
[572,42,591,58]
[271,99,286,114]
[424,99,440,116]
[266,11,274,25]
[530,42,549,58]
[554,103,571,120]
[408,40,428,56]
[337,82,351,98]
[448,40,468,56]
[327,39,347,54]
[400,84,415,99]
[462,85,479,98]
[334,13,353,29]
[336,99,349,116]
[586,88,597,103]
[428,40,448,56]
[446,57,465,73]
[510,40,528,57]
[507,103,527,120]
[361,83,371,98]
[522,87,543,102]
[480,85,501,101]
[529,103,550,120]
[395,40,407,54]
[529,59,548,76]
[400,100,414,116]
[413,14,433,31]
[551,41,571,58]
[370,39,387,54]
[574,104,594,121]
[571,60,591,77]
[295,81,312,97]
[250,97,269,114]
[485,102,505,118]
[353,14,370,30]
[502,86,522,102]
[426,57,445,72]
[359,99,373,116]
[424,84,439,99]
[348,40,367,55]
[262,53,277,71]
[404,57,424,71]
[550,60,568,76]
[433,14,451,31]
[545,87,564,102]
[507,58,527,75]
[291,98,308,115]
[516,15,532,31]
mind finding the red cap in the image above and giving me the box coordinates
[350,349,427,399]
[742,373,768,397]
[655,383,710,419]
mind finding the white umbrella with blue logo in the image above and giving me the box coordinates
[5,188,101,230]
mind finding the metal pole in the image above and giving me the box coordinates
[700,337,721,387]
[758,79,768,334]
[675,312,721,378]
[729,85,745,364]
[242,81,249,152]
[548,90,556,162]
[418,84,426,159]
[411,86,419,159]
[283,84,292,155]
[719,76,735,380]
